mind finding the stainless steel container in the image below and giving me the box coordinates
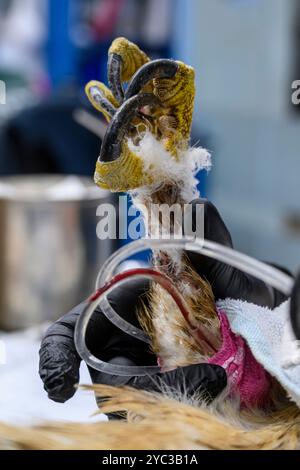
[0,175,114,330]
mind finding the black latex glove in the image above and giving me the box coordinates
[185,198,291,308]
[39,279,227,404]
[39,198,290,406]
[291,271,300,340]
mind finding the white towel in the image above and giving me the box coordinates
[217,298,300,407]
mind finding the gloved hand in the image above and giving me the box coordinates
[39,278,227,405]
[39,198,290,407]
[186,198,291,309]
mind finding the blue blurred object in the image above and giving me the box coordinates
[47,0,77,87]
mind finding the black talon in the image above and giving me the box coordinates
[108,53,124,104]
[89,86,116,118]
[99,93,161,163]
[291,270,300,340]
[125,59,179,100]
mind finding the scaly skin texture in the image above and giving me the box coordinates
[85,80,119,123]
[94,143,154,191]
[85,37,196,192]
[154,61,195,157]
[108,37,150,82]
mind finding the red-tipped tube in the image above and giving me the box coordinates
[75,268,217,376]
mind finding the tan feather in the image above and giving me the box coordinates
[1,385,299,450]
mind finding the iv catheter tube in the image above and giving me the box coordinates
[99,296,151,344]
[75,267,218,376]
[75,271,161,377]
[75,237,294,376]
[96,238,293,295]
[94,236,293,344]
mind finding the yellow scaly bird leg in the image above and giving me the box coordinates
[154,61,195,158]
[86,38,196,192]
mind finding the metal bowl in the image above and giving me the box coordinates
[0,175,114,330]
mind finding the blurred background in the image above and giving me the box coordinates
[0,0,299,327]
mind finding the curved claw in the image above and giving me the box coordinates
[94,93,162,191]
[124,58,195,157]
[108,37,151,104]
[86,84,116,119]
[125,59,179,100]
[99,93,161,163]
[291,271,300,340]
[85,80,119,123]
[107,53,124,104]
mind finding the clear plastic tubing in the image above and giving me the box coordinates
[75,237,294,376]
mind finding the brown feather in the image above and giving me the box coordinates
[1,385,299,450]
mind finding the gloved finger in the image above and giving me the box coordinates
[39,338,81,403]
[39,302,88,403]
[89,362,227,405]
[39,278,154,403]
